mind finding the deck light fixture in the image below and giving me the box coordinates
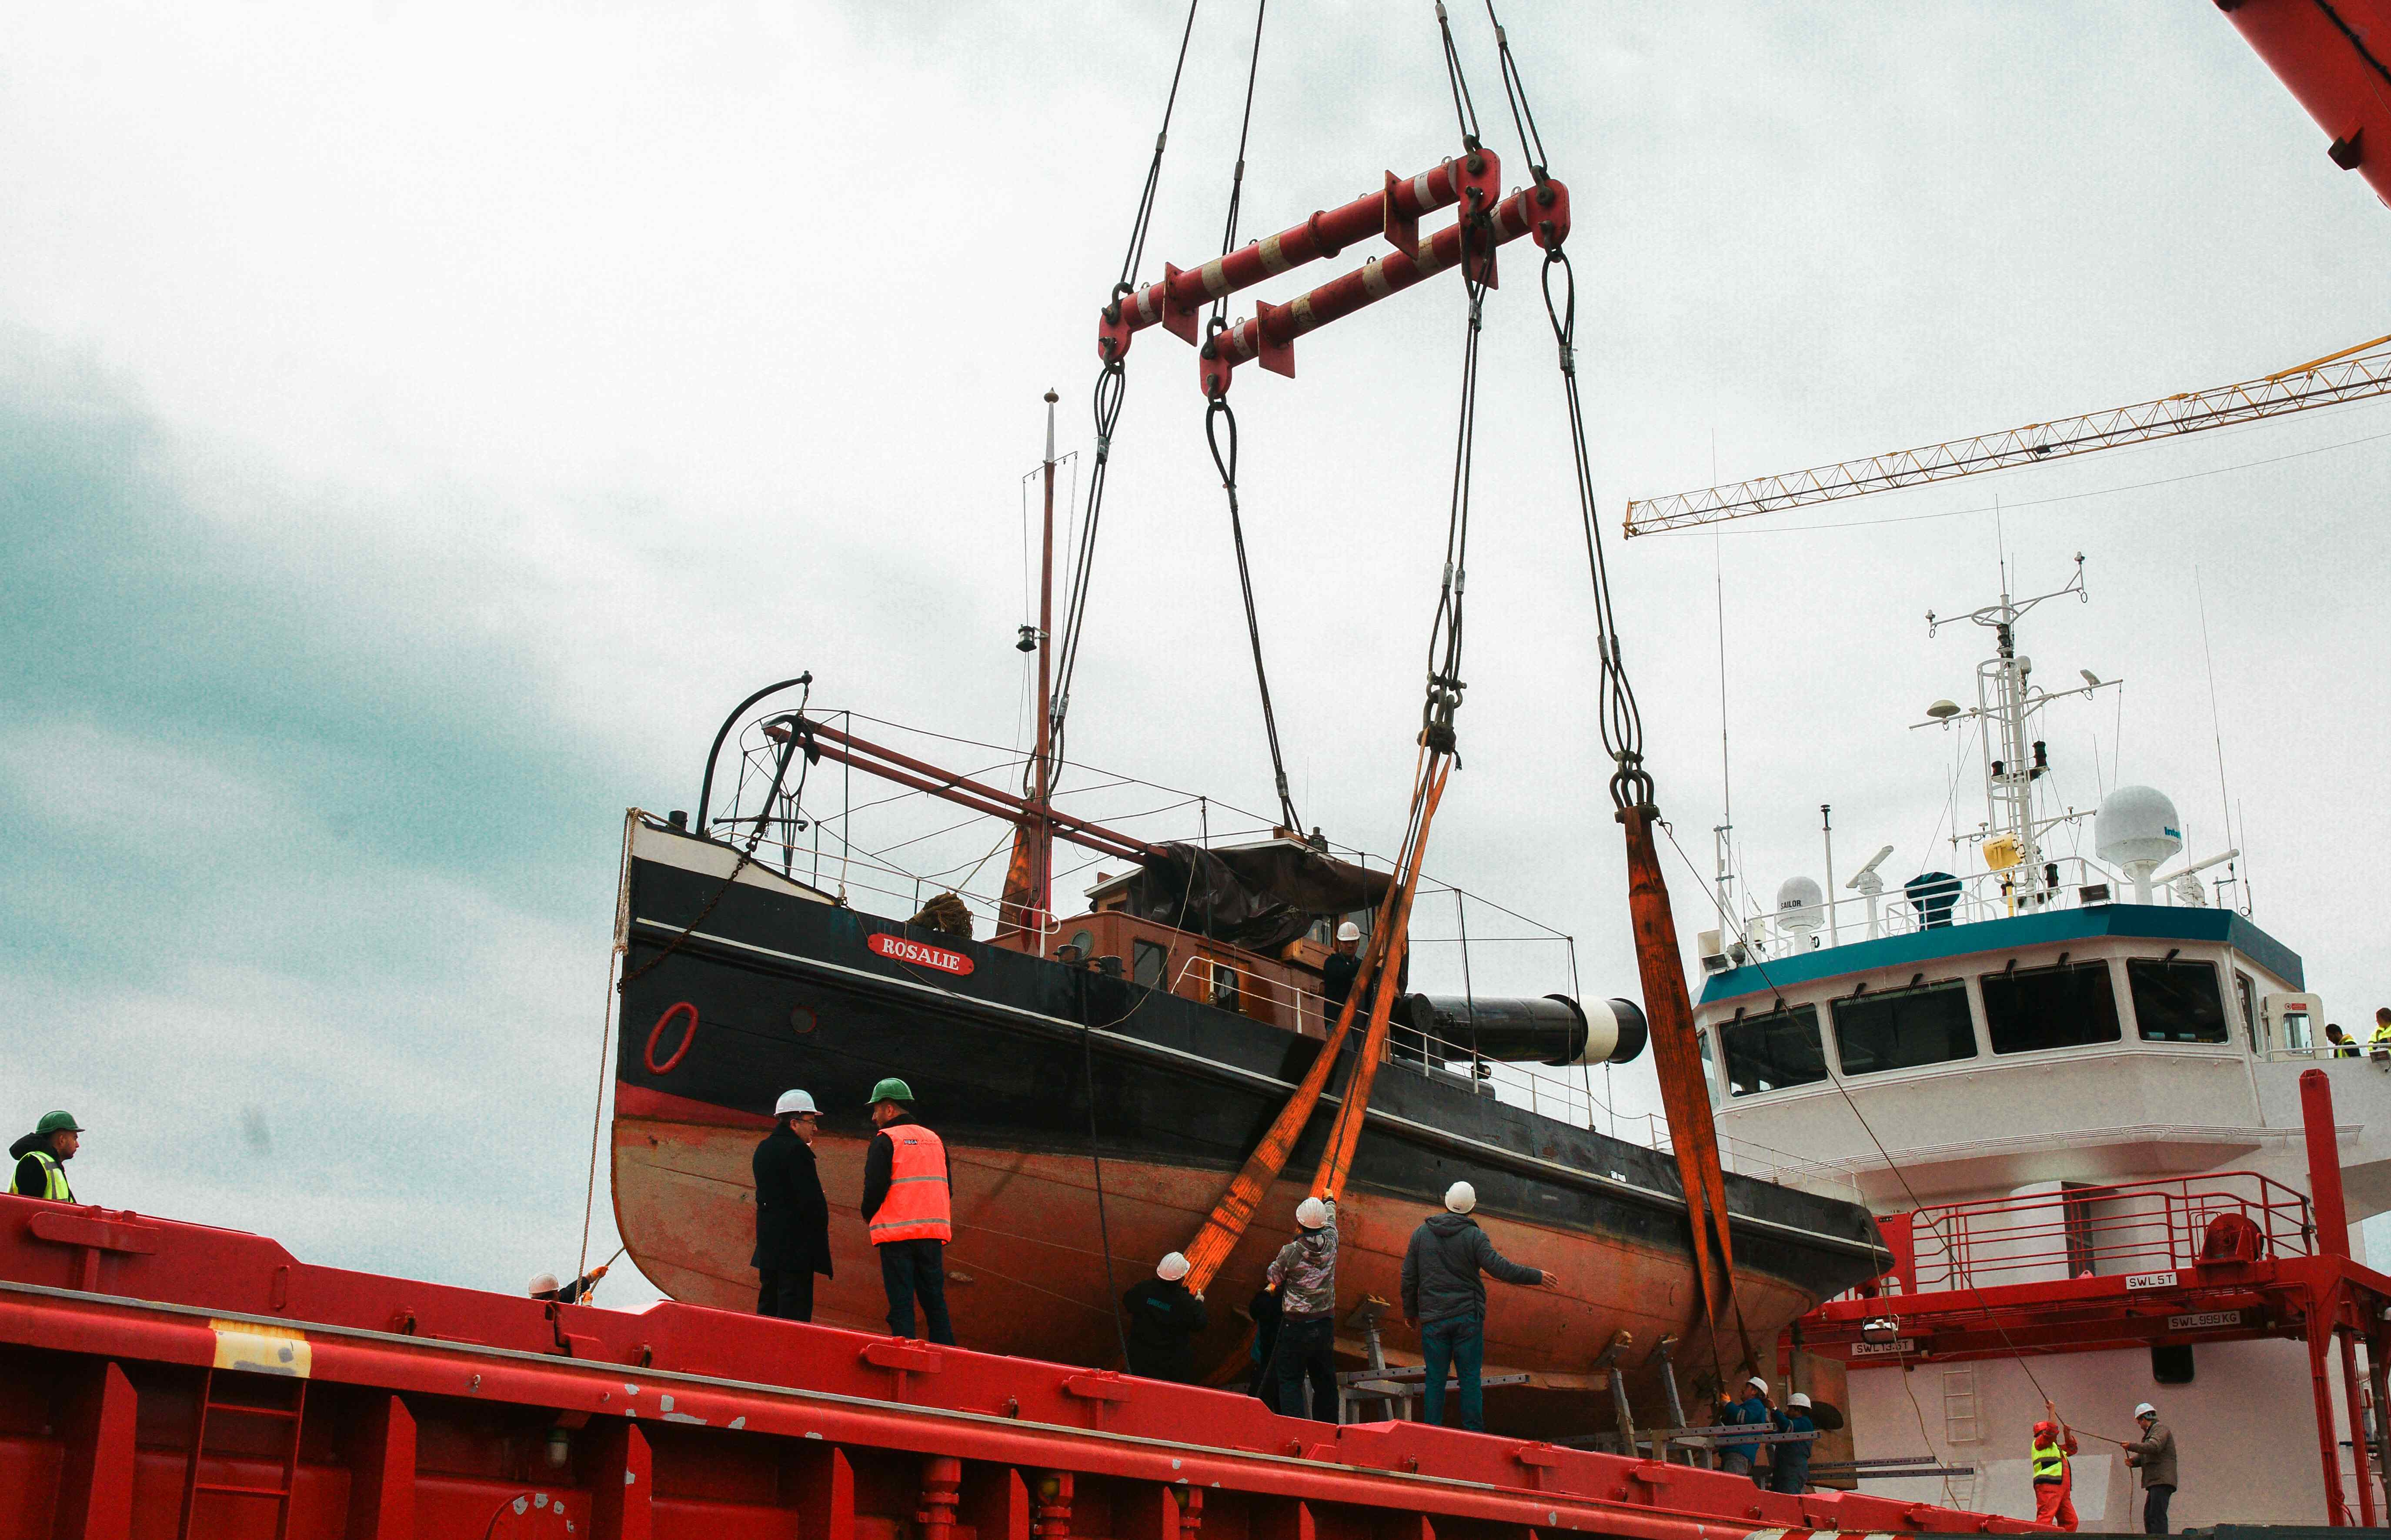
[1860,1317,1903,1345]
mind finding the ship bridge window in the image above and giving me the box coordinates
[1718,1004,1827,1097]
[1132,939,1169,989]
[1983,960,2121,1054]
[1831,981,1976,1076]
[2128,959,2230,1044]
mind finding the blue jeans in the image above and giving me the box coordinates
[1420,1313,1486,1431]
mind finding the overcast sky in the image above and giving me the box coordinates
[6,2,2388,1307]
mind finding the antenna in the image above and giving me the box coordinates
[2194,568,2239,914]
[1847,844,1895,939]
[1713,536,1735,919]
[1821,805,1837,946]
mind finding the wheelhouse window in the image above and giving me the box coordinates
[1209,959,1242,1013]
[1831,981,1977,1076]
[1718,1004,1827,1097]
[1983,960,2121,1054]
[2234,971,2258,1052]
[2129,959,2229,1044]
[1132,939,1168,989]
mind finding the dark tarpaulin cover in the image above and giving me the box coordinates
[1122,842,1393,952]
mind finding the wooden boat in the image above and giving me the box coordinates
[610,811,1889,1422]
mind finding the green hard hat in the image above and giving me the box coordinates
[36,1111,83,1135]
[866,1077,916,1106]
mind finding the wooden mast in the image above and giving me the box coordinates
[998,390,1061,943]
[1032,388,1059,937]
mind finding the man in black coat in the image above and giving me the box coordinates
[1121,1251,1208,1382]
[752,1089,832,1320]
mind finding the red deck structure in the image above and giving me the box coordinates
[1791,1069,2389,1527]
[0,1192,2049,1540]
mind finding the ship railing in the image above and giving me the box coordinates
[1857,1170,2313,1296]
[1640,1117,1869,1203]
[1733,855,2180,963]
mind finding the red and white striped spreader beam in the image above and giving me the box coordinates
[1095,150,1503,363]
[1197,179,1571,397]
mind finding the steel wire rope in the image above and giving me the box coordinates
[1314,140,1502,1187]
[1433,1,1485,150]
[1187,0,1302,837]
[1473,0,1652,808]
[1480,0,1549,180]
[1053,0,1204,776]
[1202,399,1303,834]
[1541,247,1650,808]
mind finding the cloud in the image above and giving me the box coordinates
[0,333,664,1298]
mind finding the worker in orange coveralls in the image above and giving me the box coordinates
[2030,1400,2080,1531]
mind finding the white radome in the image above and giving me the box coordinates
[2095,785,2184,869]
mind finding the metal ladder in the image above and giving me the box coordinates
[178,1367,309,1540]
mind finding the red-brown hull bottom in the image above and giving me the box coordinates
[616,1104,1815,1418]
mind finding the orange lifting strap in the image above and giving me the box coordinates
[1180,746,1449,1294]
[1620,804,1743,1349]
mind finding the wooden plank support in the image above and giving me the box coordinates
[589,1420,654,1540]
[342,1394,416,1540]
[51,1360,136,1540]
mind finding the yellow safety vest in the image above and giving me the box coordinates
[2031,1442,2068,1483]
[12,1149,73,1203]
[2372,1023,2391,1048]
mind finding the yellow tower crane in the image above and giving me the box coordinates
[1623,333,2391,536]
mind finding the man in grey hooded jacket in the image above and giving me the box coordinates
[1400,1181,1556,1431]
[1267,1196,1339,1420]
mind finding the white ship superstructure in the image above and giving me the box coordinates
[1691,564,2390,1529]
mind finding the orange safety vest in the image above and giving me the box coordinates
[868,1123,953,1244]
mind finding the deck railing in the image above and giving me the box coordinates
[1868,1170,2313,1295]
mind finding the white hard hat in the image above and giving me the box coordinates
[1336,921,1361,942]
[1444,1181,1477,1214]
[2134,1402,2157,1419]
[1156,1251,1190,1282]
[1747,1375,1770,1393]
[1295,1196,1331,1230]
[775,1089,818,1117]
[527,1272,561,1296]
[1788,1392,1812,1410]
